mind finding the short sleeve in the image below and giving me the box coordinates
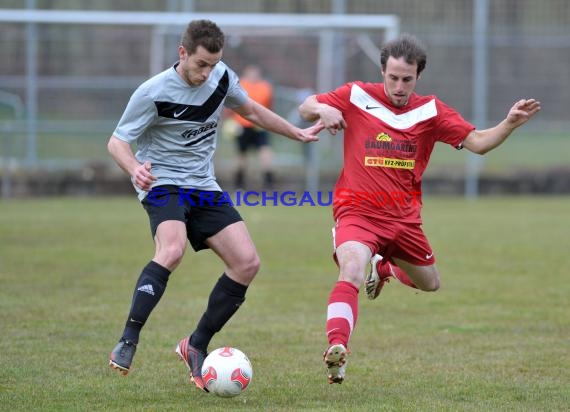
[223,67,249,109]
[316,83,353,113]
[113,87,157,143]
[433,99,475,149]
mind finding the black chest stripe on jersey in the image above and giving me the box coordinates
[185,130,216,147]
[155,70,229,122]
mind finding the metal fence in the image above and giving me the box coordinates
[1,0,569,196]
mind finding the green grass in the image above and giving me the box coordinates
[426,132,570,174]
[1,132,112,161]
[1,196,569,411]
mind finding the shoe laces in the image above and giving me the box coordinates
[119,340,136,356]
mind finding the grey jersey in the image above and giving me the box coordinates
[113,62,248,200]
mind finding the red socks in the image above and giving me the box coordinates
[380,259,417,289]
[326,281,359,347]
[325,260,417,348]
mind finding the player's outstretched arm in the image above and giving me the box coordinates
[298,95,347,136]
[505,98,542,128]
[462,98,541,155]
[232,99,322,142]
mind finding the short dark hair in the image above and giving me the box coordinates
[181,19,225,54]
[380,33,427,76]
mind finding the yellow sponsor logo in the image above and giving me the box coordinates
[375,133,392,142]
[364,156,415,169]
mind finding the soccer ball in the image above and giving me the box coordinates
[201,347,253,397]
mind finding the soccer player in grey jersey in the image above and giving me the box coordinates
[107,20,323,391]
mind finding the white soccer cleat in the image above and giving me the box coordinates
[365,254,392,300]
[323,343,348,384]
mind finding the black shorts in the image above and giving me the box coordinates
[236,127,269,153]
[141,185,243,251]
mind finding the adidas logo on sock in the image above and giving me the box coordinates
[137,284,155,296]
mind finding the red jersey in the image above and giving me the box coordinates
[317,81,475,223]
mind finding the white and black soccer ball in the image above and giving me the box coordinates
[201,347,253,397]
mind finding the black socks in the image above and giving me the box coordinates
[122,261,171,343]
[190,273,248,353]
[121,268,247,352]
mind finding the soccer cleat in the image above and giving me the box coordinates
[365,254,393,300]
[109,339,137,375]
[175,336,209,392]
[323,343,348,384]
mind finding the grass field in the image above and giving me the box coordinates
[1,196,569,411]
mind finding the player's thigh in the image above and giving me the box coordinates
[205,221,260,284]
[389,222,440,290]
[393,258,440,291]
[186,193,243,251]
[142,185,188,238]
[142,186,189,268]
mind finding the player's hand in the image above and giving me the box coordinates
[133,161,157,191]
[318,106,347,136]
[297,120,325,142]
[506,99,541,128]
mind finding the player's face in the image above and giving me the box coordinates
[381,56,419,107]
[177,45,222,86]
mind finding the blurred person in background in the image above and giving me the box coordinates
[231,64,275,190]
[107,19,322,392]
[299,33,540,385]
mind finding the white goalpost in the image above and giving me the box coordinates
[0,9,399,194]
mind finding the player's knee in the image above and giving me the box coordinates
[420,276,440,292]
[245,253,261,278]
[233,252,261,283]
[156,243,186,269]
[338,260,366,285]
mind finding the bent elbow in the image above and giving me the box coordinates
[466,143,490,156]
[298,105,311,121]
[107,138,116,155]
[298,96,320,122]
[107,136,124,157]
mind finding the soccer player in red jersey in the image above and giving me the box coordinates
[298,33,541,384]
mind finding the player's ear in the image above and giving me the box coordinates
[178,45,187,60]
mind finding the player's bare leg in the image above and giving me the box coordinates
[324,241,370,384]
[177,222,259,391]
[366,255,430,299]
[392,258,440,292]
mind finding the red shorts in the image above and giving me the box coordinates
[332,212,435,266]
